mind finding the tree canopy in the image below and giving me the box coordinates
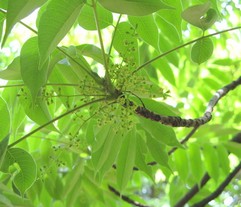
[0,0,241,206]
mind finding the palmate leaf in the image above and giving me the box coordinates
[98,0,172,16]
[38,0,85,67]
[1,148,37,196]
[2,0,47,47]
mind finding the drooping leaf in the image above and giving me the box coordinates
[0,57,22,80]
[116,128,136,190]
[191,37,213,64]
[2,0,47,46]
[20,37,49,101]
[0,97,10,141]
[0,135,9,169]
[135,133,153,179]
[181,2,218,30]
[174,149,189,182]
[146,133,170,169]
[188,143,204,183]
[202,143,220,182]
[129,15,159,50]
[78,2,113,30]
[98,0,172,16]
[139,117,181,147]
[38,0,85,66]
[1,148,37,196]
[216,144,230,174]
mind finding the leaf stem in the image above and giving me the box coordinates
[133,26,241,74]
[91,0,113,92]
[8,97,108,148]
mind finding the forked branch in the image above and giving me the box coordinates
[136,76,241,127]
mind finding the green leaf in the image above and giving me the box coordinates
[191,37,213,64]
[0,57,22,80]
[216,144,230,174]
[38,0,85,66]
[135,133,153,179]
[139,117,181,147]
[91,125,116,172]
[0,96,10,141]
[174,149,189,182]
[2,0,46,46]
[20,37,49,101]
[129,15,159,50]
[113,22,139,65]
[78,3,113,30]
[98,0,172,16]
[202,143,219,182]
[19,90,56,131]
[181,2,218,30]
[146,133,169,169]
[1,148,37,195]
[0,135,9,169]
[76,44,107,65]
[224,142,241,158]
[117,128,136,190]
[0,12,5,43]
[188,143,204,183]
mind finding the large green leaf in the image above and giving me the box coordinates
[139,117,181,147]
[1,148,37,196]
[216,144,230,174]
[0,57,22,80]
[0,12,5,43]
[38,0,85,66]
[191,37,213,64]
[0,97,10,141]
[20,37,49,101]
[116,128,136,190]
[2,0,46,46]
[98,0,172,16]
[129,15,159,50]
[78,2,113,30]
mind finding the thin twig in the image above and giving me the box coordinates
[108,185,150,207]
[133,26,241,74]
[192,161,241,207]
[174,132,241,207]
[136,76,241,127]
[8,97,108,147]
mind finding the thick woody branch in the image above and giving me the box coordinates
[136,76,241,127]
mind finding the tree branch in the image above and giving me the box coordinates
[108,185,150,207]
[136,76,241,127]
[174,132,241,207]
[192,161,241,207]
